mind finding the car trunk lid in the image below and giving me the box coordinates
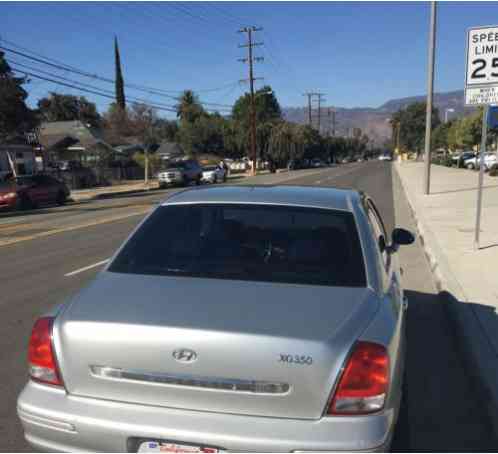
[55,272,378,419]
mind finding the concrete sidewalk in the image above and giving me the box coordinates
[395,161,498,436]
[70,181,160,202]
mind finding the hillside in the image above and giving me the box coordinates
[282,89,475,146]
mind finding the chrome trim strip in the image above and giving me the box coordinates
[90,366,290,395]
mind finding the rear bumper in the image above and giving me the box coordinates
[18,381,394,452]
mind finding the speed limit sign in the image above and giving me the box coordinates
[466,26,498,105]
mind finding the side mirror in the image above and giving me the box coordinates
[392,228,415,246]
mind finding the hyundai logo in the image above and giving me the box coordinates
[172,348,198,363]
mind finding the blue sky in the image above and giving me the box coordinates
[1,1,497,118]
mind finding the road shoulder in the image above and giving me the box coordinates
[394,161,498,439]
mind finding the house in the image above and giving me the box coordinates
[0,138,36,181]
[38,120,115,165]
[156,142,185,161]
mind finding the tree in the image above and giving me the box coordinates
[232,86,281,126]
[153,118,179,142]
[176,90,205,124]
[392,102,440,157]
[114,36,126,110]
[0,50,37,141]
[232,86,282,160]
[432,120,453,151]
[37,93,101,126]
[102,102,133,143]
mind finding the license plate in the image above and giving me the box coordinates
[138,441,222,453]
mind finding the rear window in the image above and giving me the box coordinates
[109,204,366,287]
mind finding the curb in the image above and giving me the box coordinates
[71,186,157,202]
[394,163,498,438]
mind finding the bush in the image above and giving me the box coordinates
[431,155,453,167]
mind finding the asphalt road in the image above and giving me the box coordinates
[0,162,494,452]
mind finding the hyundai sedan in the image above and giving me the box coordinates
[18,185,414,452]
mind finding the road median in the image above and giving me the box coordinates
[394,161,498,437]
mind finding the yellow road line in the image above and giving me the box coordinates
[0,208,151,248]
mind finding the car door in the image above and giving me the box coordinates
[365,199,403,307]
[365,198,406,393]
[43,175,61,203]
[27,175,50,205]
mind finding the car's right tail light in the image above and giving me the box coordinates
[28,317,63,387]
[328,341,389,415]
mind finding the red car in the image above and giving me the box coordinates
[0,174,70,211]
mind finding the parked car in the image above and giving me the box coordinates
[378,154,392,161]
[311,158,325,168]
[463,153,497,170]
[0,174,69,211]
[157,159,202,188]
[287,159,308,170]
[451,151,476,168]
[18,185,414,452]
[201,165,226,184]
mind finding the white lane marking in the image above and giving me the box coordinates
[64,259,110,277]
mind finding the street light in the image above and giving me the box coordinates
[445,108,455,123]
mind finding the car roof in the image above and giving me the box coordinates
[162,185,358,212]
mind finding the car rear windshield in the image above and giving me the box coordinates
[109,204,366,287]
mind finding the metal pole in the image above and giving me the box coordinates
[144,148,149,186]
[423,1,437,195]
[308,94,312,126]
[474,105,489,250]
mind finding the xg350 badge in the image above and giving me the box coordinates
[279,354,313,365]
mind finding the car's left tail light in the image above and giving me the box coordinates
[28,317,63,386]
[327,341,389,415]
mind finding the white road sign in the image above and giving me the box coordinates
[465,25,498,105]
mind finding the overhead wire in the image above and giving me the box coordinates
[1,44,233,110]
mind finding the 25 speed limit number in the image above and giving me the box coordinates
[466,27,498,86]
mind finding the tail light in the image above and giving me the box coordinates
[28,317,63,386]
[328,341,389,415]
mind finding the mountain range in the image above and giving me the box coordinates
[282,89,474,146]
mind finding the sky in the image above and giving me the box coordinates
[1,1,498,119]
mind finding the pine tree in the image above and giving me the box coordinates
[114,36,126,110]
[0,50,37,141]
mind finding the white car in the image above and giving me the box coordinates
[378,154,392,161]
[201,165,226,183]
[464,153,497,170]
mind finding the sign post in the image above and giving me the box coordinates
[465,25,498,249]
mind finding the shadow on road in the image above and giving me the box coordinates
[430,184,498,195]
[392,289,497,452]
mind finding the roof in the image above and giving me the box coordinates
[157,141,184,157]
[38,121,110,151]
[162,185,357,211]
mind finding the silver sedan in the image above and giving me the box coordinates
[18,185,414,452]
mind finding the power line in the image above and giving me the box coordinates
[1,45,233,110]
[10,66,178,113]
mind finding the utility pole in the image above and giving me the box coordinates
[238,26,263,176]
[423,1,437,195]
[331,108,336,137]
[303,92,325,131]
